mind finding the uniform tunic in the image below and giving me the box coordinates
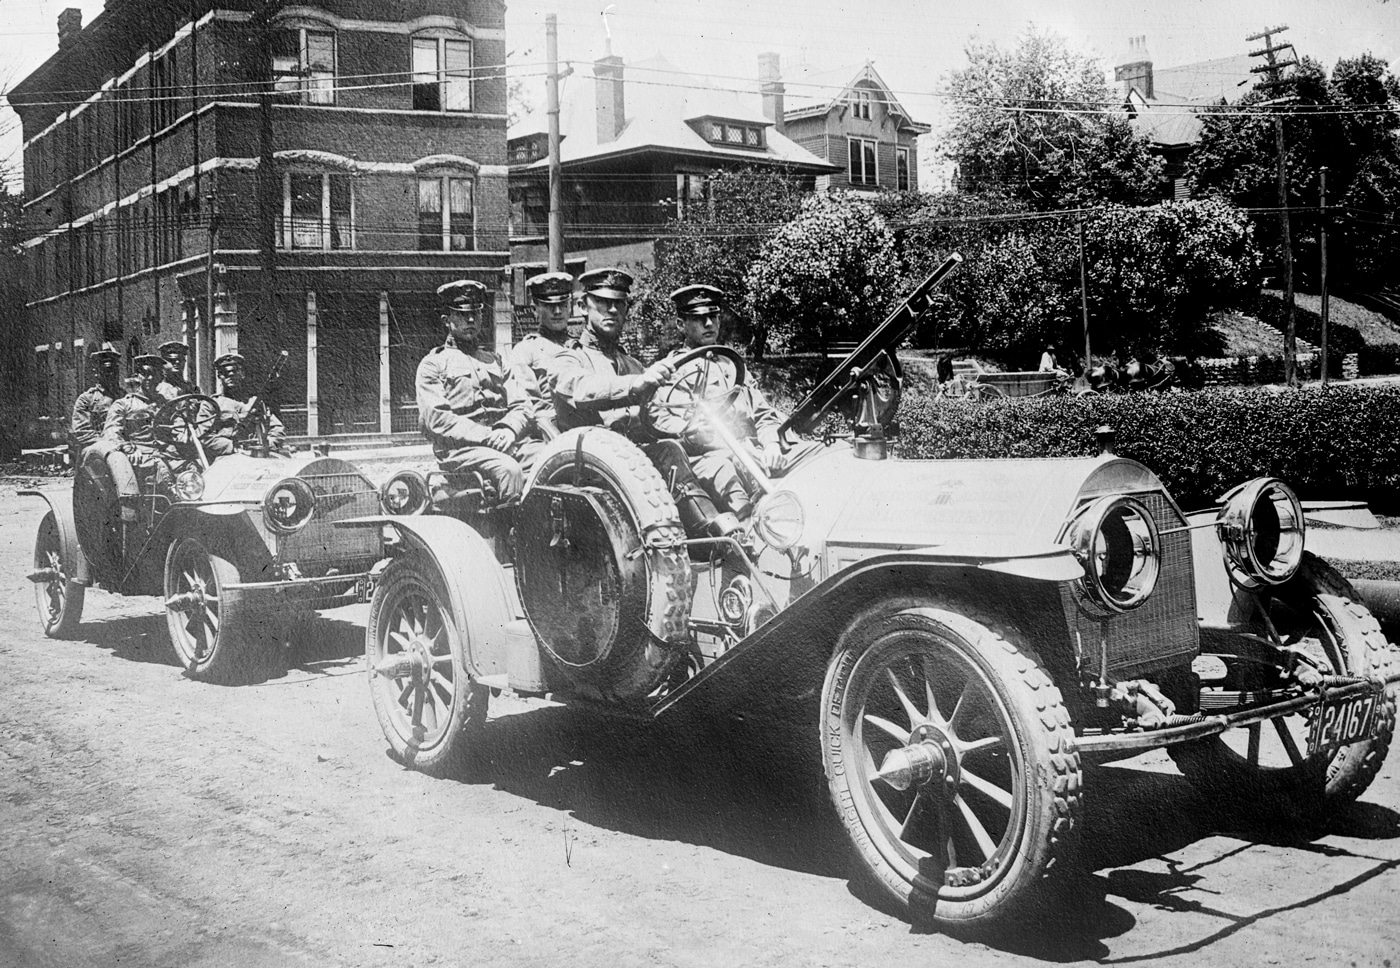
[100,389,174,499]
[158,375,199,401]
[208,393,288,457]
[70,384,116,452]
[510,331,569,435]
[415,340,537,503]
[549,328,650,433]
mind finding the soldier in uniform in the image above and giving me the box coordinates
[648,284,787,519]
[416,279,539,505]
[157,340,198,399]
[99,354,181,515]
[208,352,288,458]
[548,268,674,434]
[511,271,575,439]
[69,343,123,466]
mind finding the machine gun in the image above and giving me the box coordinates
[779,252,962,458]
[232,349,290,457]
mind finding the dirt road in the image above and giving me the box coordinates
[2,481,1399,967]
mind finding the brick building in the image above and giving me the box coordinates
[9,0,510,441]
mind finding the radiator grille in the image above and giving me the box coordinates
[1061,491,1199,677]
[279,471,382,572]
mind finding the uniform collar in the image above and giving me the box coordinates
[580,326,623,356]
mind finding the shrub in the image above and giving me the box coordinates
[1254,291,1366,355]
[895,383,1400,512]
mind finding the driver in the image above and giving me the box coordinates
[157,340,198,399]
[99,354,183,517]
[548,268,674,435]
[416,279,539,506]
[208,352,287,457]
[648,284,785,520]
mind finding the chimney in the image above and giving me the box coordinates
[57,8,83,50]
[759,52,785,134]
[595,55,625,144]
[1113,35,1153,99]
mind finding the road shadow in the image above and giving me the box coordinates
[72,612,178,668]
[436,710,1400,957]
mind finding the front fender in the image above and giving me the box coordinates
[339,515,512,679]
[20,488,91,585]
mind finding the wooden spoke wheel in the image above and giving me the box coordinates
[32,511,85,638]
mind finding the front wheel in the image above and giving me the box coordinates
[822,604,1081,932]
[366,554,488,775]
[164,538,266,683]
[33,511,85,638]
[1170,555,1397,813]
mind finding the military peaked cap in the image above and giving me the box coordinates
[89,343,121,365]
[213,352,246,374]
[578,267,634,300]
[133,353,167,373]
[158,340,190,358]
[526,271,575,305]
[437,279,489,312]
[670,284,724,317]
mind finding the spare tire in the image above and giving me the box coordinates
[519,428,693,701]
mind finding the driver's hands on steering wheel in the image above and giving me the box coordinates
[633,359,676,397]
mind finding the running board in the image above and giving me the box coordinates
[1076,671,1400,754]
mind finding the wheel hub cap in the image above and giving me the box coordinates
[875,723,960,793]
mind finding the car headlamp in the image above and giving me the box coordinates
[1217,477,1304,588]
[172,468,205,502]
[752,490,805,553]
[263,477,316,534]
[1063,495,1160,611]
[380,470,431,516]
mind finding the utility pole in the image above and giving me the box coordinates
[1078,218,1091,372]
[1247,25,1299,385]
[1320,166,1330,386]
[545,13,564,272]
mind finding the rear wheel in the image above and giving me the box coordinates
[822,604,1081,932]
[1170,556,1397,812]
[164,538,267,683]
[33,511,85,638]
[367,554,488,775]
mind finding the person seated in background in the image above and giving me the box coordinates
[416,279,539,505]
[99,354,184,519]
[157,340,198,399]
[648,284,788,520]
[511,271,575,439]
[70,343,123,468]
[208,352,288,457]
[1038,344,1059,373]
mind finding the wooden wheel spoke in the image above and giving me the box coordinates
[397,680,415,705]
[920,657,946,727]
[885,668,923,728]
[899,790,927,842]
[863,712,911,745]
[959,767,1014,810]
[429,670,454,703]
[1246,723,1261,766]
[953,793,999,862]
[1274,717,1305,766]
[958,735,1003,756]
[388,629,413,651]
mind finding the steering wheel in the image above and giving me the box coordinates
[153,394,222,450]
[638,345,747,439]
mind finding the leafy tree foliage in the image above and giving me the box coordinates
[744,191,901,354]
[944,28,1165,209]
[1188,54,1400,290]
[0,164,31,455]
[628,167,807,355]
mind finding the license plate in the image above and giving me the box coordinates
[1308,691,1380,757]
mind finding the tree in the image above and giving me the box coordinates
[1188,54,1400,291]
[745,192,901,354]
[629,167,807,356]
[943,28,1165,210]
[0,161,30,456]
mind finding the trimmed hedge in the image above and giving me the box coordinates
[895,384,1400,513]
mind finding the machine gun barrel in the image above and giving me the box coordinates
[780,252,962,439]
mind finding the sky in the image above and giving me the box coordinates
[1,0,1397,189]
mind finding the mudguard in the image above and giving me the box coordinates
[338,515,513,679]
[20,488,92,585]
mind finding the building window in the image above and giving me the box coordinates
[676,172,710,218]
[273,28,336,105]
[281,172,354,250]
[852,90,873,120]
[152,50,179,130]
[701,119,764,150]
[849,137,877,186]
[896,147,910,191]
[412,36,472,112]
[418,176,474,250]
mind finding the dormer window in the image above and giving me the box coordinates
[698,118,765,150]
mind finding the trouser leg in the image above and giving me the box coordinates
[439,445,526,505]
[690,450,754,517]
[96,444,141,502]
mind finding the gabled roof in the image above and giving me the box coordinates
[780,61,930,134]
[1124,53,1257,148]
[507,54,837,173]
